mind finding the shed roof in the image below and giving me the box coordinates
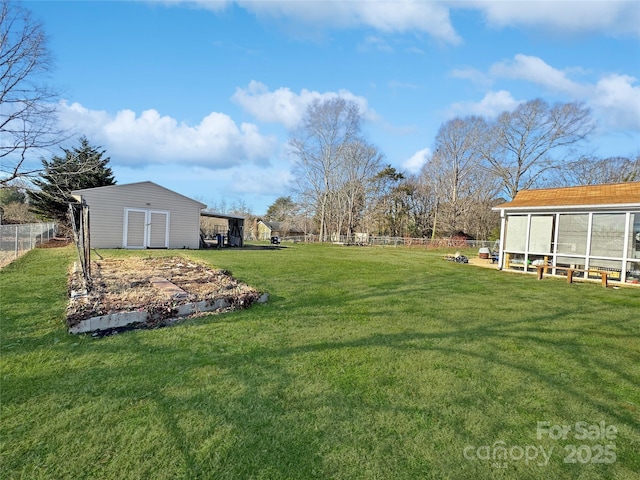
[493,182,640,211]
[72,181,206,208]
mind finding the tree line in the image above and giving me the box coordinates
[1,0,637,239]
[272,98,638,241]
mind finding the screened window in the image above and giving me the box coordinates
[528,215,554,253]
[627,260,640,284]
[588,259,622,281]
[629,213,640,259]
[505,215,527,252]
[590,214,625,258]
[556,256,585,269]
[556,214,588,255]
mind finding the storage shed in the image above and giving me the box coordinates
[492,182,640,285]
[71,181,206,249]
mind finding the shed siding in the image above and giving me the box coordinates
[74,182,204,249]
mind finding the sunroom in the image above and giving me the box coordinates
[492,182,640,285]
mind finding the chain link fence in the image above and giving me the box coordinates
[0,222,58,267]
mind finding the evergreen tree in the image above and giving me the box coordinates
[0,185,26,205]
[265,196,296,222]
[28,136,115,225]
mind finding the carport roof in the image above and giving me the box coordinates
[201,210,245,221]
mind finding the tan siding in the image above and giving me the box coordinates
[126,210,146,247]
[148,211,168,248]
[74,182,204,249]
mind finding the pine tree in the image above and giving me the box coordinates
[28,136,116,226]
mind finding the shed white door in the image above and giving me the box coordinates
[147,211,169,248]
[124,208,169,249]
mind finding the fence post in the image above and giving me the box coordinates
[14,225,18,259]
[83,205,91,283]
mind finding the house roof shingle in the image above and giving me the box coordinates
[494,182,640,210]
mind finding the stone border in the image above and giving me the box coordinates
[69,293,268,334]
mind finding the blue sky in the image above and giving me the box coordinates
[24,0,640,213]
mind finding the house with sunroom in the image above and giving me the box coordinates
[492,182,640,285]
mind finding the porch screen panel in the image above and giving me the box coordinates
[505,215,527,252]
[590,214,625,258]
[556,214,588,255]
[528,215,553,253]
[629,212,640,259]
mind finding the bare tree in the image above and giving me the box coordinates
[551,154,640,186]
[480,99,593,199]
[336,140,383,241]
[289,98,361,241]
[1,0,66,185]
[424,116,492,236]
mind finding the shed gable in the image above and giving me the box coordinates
[71,181,205,249]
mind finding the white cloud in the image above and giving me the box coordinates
[490,54,586,96]
[451,55,640,132]
[488,55,640,131]
[228,165,294,196]
[402,147,431,173]
[357,35,394,53]
[448,90,522,118]
[389,80,420,91]
[450,67,491,87]
[592,74,640,131]
[231,81,378,130]
[465,0,640,37]
[174,0,462,44]
[172,0,639,43]
[57,101,276,168]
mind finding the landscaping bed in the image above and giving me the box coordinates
[67,255,264,333]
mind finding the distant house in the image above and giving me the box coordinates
[492,182,640,285]
[71,181,206,249]
[256,220,304,241]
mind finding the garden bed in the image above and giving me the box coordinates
[67,255,265,334]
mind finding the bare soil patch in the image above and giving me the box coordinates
[37,237,73,248]
[67,256,262,328]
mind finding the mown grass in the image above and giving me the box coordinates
[1,243,639,479]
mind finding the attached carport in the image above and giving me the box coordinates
[201,210,245,247]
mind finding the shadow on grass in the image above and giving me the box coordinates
[2,246,639,479]
[3,306,638,478]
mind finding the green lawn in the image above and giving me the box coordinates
[1,243,638,479]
